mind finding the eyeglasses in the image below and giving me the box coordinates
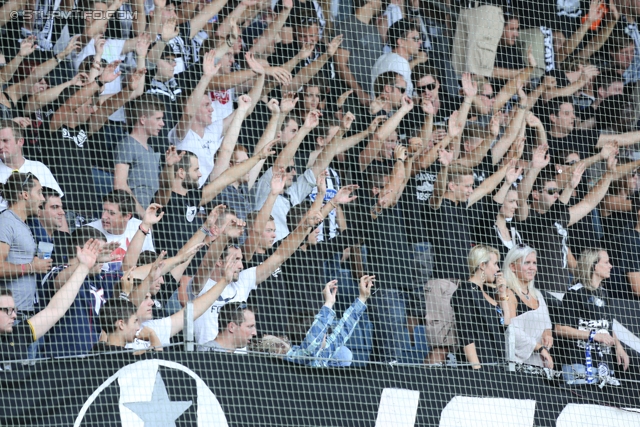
[0,307,16,316]
[481,93,495,99]
[235,301,248,311]
[394,85,407,94]
[545,188,560,195]
[285,165,296,173]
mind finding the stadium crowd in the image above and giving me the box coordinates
[1,0,640,385]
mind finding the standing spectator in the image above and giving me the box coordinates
[333,0,384,106]
[502,245,554,369]
[27,189,71,267]
[0,120,64,211]
[0,173,51,314]
[114,94,165,217]
[553,249,629,385]
[451,245,511,369]
[370,19,421,97]
[87,190,154,266]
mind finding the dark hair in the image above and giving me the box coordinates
[99,298,138,334]
[0,288,13,298]
[217,302,255,333]
[125,93,165,128]
[287,310,317,343]
[281,116,300,132]
[387,20,419,49]
[103,189,136,217]
[286,200,312,232]
[293,7,319,29]
[0,172,39,207]
[71,226,107,248]
[311,117,340,142]
[173,151,197,175]
[533,168,558,191]
[0,119,24,140]
[373,71,401,97]
[137,250,158,267]
[352,0,370,9]
[546,97,574,118]
[365,164,391,191]
[411,63,439,89]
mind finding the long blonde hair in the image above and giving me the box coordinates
[468,245,500,276]
[502,245,541,299]
[575,248,607,291]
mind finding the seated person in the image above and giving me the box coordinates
[0,239,99,363]
[502,245,554,369]
[200,301,257,353]
[553,249,630,385]
[258,275,374,368]
[451,245,511,369]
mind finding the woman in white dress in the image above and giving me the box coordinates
[502,245,555,369]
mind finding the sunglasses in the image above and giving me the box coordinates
[418,83,437,94]
[481,93,495,99]
[285,165,296,173]
[235,301,248,311]
[394,85,407,94]
[565,159,578,166]
[544,188,560,195]
[0,307,16,316]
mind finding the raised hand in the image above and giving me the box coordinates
[304,210,323,228]
[223,255,237,283]
[460,72,477,98]
[303,110,322,129]
[100,60,122,83]
[237,94,252,112]
[358,275,375,303]
[400,95,414,112]
[526,111,542,128]
[280,92,299,113]
[136,32,152,56]
[337,89,353,108]
[489,114,501,137]
[322,279,338,308]
[258,138,278,159]
[395,145,408,162]
[341,111,355,131]
[505,160,523,185]
[266,98,280,114]
[127,68,147,91]
[333,184,359,204]
[203,50,222,77]
[316,170,328,196]
[448,110,463,138]
[12,117,32,129]
[297,42,315,61]
[18,35,37,57]
[245,52,265,75]
[97,241,121,264]
[270,167,286,196]
[327,35,344,57]
[75,238,100,269]
[599,141,618,161]
[222,217,246,238]
[165,145,185,166]
[531,144,550,169]
[568,161,586,189]
[142,203,165,228]
[61,35,82,58]
[69,72,89,87]
[438,147,453,166]
[161,17,179,42]
[368,115,385,135]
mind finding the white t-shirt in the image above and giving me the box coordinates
[74,38,127,122]
[87,217,154,269]
[125,316,173,350]
[168,124,223,188]
[370,52,413,97]
[0,159,64,210]
[209,88,236,122]
[193,267,258,346]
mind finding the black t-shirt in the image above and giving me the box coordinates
[473,154,497,187]
[91,341,126,353]
[351,192,419,288]
[154,189,202,257]
[426,198,481,281]
[451,281,505,366]
[546,129,599,164]
[0,320,35,363]
[471,197,517,261]
[245,245,289,337]
[400,162,441,244]
[494,45,525,70]
[518,202,571,292]
[606,229,640,300]
[551,283,617,368]
[40,124,101,217]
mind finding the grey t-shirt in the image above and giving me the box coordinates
[334,15,384,95]
[114,135,161,209]
[0,210,37,311]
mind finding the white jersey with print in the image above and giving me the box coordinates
[193,267,258,345]
[168,124,223,188]
[87,217,154,263]
[125,316,173,350]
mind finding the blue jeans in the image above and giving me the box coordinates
[370,289,407,363]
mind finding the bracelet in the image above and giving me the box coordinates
[226,35,234,47]
[200,226,213,237]
[95,78,104,88]
[497,294,509,302]
[519,104,527,110]
[139,224,149,235]
[328,200,337,210]
[463,100,472,105]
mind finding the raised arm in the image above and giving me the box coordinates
[274,109,320,170]
[209,94,252,181]
[283,35,343,92]
[575,1,618,62]
[567,156,616,226]
[29,240,99,340]
[515,143,550,221]
[200,139,277,206]
[467,159,514,207]
[175,50,221,140]
[189,0,228,38]
[88,69,144,135]
[250,0,292,55]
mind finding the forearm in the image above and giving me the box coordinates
[559,186,573,204]
[283,54,329,92]
[190,0,228,37]
[543,80,585,101]
[492,109,525,165]
[456,136,492,168]
[492,67,523,81]
[0,52,24,83]
[202,154,261,204]
[576,18,617,61]
[250,9,291,55]
[429,165,448,209]
[26,81,72,113]
[193,237,228,294]
[493,179,513,204]
[155,165,174,206]
[554,324,590,340]
[210,110,246,180]
[557,21,590,63]
[598,131,640,148]
[419,113,434,148]
[89,89,133,134]
[0,260,31,279]
[208,70,255,91]
[274,127,311,169]
[244,193,278,262]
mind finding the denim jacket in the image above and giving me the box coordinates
[285,299,367,367]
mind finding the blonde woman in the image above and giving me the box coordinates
[502,245,554,369]
[554,249,630,385]
[451,245,511,369]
